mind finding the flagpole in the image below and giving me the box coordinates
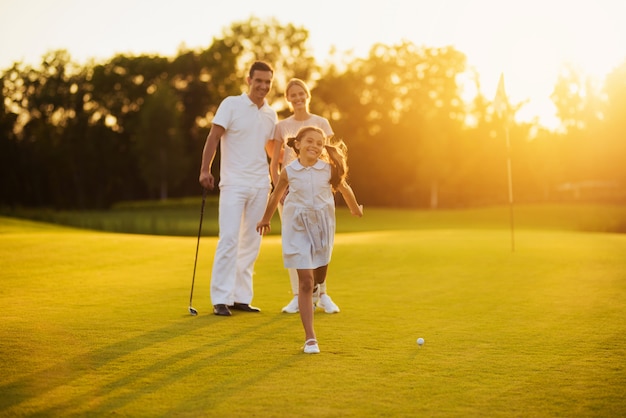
[494,73,515,252]
[505,122,515,252]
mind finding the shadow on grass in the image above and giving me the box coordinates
[0,312,298,415]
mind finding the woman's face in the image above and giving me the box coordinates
[286,84,309,111]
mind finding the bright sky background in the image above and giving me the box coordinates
[1,0,625,129]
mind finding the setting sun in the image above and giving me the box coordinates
[302,1,626,129]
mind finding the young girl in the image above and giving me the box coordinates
[270,78,339,315]
[256,126,363,354]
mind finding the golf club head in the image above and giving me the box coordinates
[188,306,198,316]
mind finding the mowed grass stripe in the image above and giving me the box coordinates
[1,216,625,416]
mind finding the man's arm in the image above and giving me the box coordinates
[198,124,225,190]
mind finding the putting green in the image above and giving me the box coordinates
[1,215,625,416]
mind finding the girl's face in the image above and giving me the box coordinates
[297,130,325,162]
[286,84,309,111]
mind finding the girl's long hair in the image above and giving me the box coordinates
[287,126,349,191]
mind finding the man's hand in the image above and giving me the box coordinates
[199,171,215,190]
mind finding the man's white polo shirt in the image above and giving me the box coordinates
[212,93,277,188]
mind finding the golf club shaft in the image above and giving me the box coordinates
[189,188,207,308]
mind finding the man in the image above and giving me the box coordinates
[199,61,277,316]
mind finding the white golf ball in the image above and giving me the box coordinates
[417,338,424,346]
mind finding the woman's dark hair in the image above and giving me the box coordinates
[287,126,349,190]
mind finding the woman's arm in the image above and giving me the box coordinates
[268,138,283,188]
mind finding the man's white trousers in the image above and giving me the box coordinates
[210,185,270,306]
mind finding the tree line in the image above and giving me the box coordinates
[1,17,625,210]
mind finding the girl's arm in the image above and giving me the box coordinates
[336,181,363,217]
[256,170,290,235]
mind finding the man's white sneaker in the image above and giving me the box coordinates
[318,294,340,313]
[281,296,299,313]
[303,339,320,354]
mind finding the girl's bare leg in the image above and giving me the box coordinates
[297,269,316,343]
[314,265,328,287]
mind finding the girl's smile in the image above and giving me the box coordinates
[296,130,325,166]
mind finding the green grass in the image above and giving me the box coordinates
[2,200,626,236]
[1,207,625,416]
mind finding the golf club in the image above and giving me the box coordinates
[188,188,207,315]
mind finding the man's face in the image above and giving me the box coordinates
[247,70,273,103]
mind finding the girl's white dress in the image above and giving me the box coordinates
[282,159,335,269]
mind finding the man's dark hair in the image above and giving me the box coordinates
[249,61,274,78]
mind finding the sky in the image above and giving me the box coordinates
[1,0,625,129]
